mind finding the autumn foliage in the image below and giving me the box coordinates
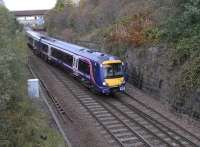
[108,13,154,47]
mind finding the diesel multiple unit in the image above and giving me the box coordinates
[26,30,126,94]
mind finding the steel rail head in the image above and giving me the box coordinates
[118,95,199,147]
[104,100,173,147]
[48,67,125,147]
[125,92,200,143]
[124,92,200,143]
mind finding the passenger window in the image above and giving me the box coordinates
[62,53,73,66]
[41,44,48,53]
[39,44,47,53]
[51,48,56,57]
[52,48,63,59]
[78,59,90,75]
[35,40,41,48]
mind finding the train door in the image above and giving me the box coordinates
[47,46,51,61]
[73,56,79,76]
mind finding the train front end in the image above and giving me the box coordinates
[100,60,126,94]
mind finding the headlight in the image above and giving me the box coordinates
[103,82,107,86]
[122,80,126,84]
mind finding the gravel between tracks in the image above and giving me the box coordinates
[29,52,200,147]
[125,84,200,139]
[29,54,111,147]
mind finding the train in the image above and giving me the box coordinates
[26,30,126,94]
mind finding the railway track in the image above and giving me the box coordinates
[48,64,152,147]
[29,54,200,147]
[47,62,200,146]
[27,56,74,124]
[118,92,200,146]
[102,98,199,147]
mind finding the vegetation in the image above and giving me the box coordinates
[0,5,65,147]
[45,0,169,53]
[45,0,200,117]
[161,0,200,113]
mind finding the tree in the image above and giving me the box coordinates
[0,6,65,147]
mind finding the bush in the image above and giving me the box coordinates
[162,0,200,113]
[0,6,65,147]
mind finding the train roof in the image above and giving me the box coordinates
[26,30,120,64]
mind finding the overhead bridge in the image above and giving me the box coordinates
[12,10,49,17]
[12,10,50,26]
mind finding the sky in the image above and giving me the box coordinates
[4,0,57,11]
